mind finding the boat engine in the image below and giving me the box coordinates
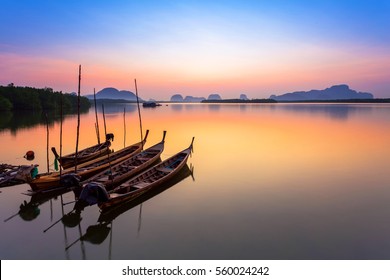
[60,173,81,188]
[106,133,114,142]
[78,182,109,206]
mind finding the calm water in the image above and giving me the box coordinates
[1,103,390,260]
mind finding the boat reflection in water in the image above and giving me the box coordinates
[4,188,78,223]
[65,164,194,258]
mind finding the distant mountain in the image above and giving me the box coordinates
[270,85,374,101]
[86,87,143,101]
[170,94,184,102]
[184,96,206,102]
[170,94,205,102]
[208,94,222,100]
[240,94,249,100]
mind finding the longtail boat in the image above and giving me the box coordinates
[79,137,194,213]
[66,165,194,251]
[26,131,149,193]
[98,164,193,223]
[84,131,167,190]
[51,138,112,169]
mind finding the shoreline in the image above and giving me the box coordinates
[201,98,390,104]
[88,98,390,105]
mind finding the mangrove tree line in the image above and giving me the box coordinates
[0,84,91,112]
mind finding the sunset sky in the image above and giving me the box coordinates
[1,0,389,100]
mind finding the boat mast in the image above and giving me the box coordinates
[45,112,49,173]
[123,107,126,148]
[93,88,100,144]
[74,65,81,173]
[134,79,143,145]
[59,92,63,181]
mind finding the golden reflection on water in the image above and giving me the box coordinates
[2,103,390,208]
[1,103,390,259]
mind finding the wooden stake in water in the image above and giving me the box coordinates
[123,107,126,148]
[93,88,100,144]
[60,93,63,179]
[101,104,113,177]
[45,112,49,173]
[137,204,143,238]
[102,104,107,136]
[134,79,143,145]
[43,209,76,233]
[74,65,81,173]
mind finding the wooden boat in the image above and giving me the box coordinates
[143,101,161,108]
[84,131,167,190]
[26,131,149,193]
[4,187,77,223]
[66,164,194,251]
[20,188,74,221]
[0,164,38,187]
[85,137,194,212]
[98,164,193,223]
[51,138,112,169]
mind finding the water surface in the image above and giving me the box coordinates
[1,103,390,259]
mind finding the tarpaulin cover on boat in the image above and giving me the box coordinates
[79,182,109,206]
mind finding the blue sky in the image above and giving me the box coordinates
[1,0,389,99]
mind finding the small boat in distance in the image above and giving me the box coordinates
[51,135,113,169]
[142,101,161,108]
[79,137,194,213]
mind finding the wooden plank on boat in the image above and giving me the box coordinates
[26,134,148,193]
[96,137,195,212]
[78,131,165,192]
[156,167,173,173]
[133,182,150,188]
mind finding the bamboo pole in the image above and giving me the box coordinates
[137,204,143,238]
[50,198,53,221]
[78,222,86,259]
[109,222,113,260]
[123,107,126,148]
[101,104,113,177]
[93,88,100,144]
[60,92,63,180]
[102,104,107,136]
[43,209,76,233]
[74,65,81,173]
[44,112,50,173]
[134,79,143,145]
[61,194,70,259]
[3,212,19,222]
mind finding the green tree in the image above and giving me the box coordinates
[0,85,91,112]
[0,95,13,111]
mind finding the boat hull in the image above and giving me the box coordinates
[55,141,111,169]
[98,140,193,212]
[86,141,165,191]
[28,138,147,193]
